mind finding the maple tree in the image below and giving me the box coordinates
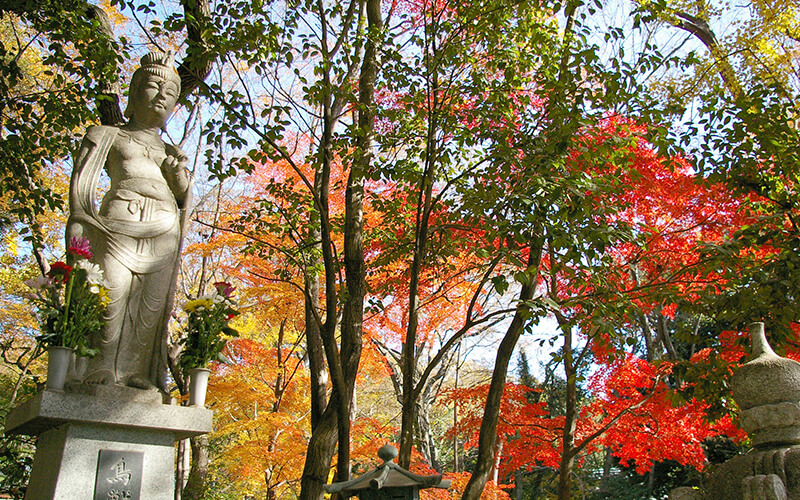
[446,2,688,495]
[546,124,752,497]
[179,179,415,497]
[368,0,549,471]
[442,359,744,496]
[208,330,310,500]
[171,161,301,498]
[441,103,751,498]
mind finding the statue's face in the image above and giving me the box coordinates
[130,72,179,127]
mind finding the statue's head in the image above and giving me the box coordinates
[124,51,181,126]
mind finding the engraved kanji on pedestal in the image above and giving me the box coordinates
[94,450,143,500]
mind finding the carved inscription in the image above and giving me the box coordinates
[94,450,143,500]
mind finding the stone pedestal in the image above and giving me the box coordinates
[4,389,212,500]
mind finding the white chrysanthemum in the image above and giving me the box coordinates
[77,261,105,286]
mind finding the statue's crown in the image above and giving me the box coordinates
[140,51,178,73]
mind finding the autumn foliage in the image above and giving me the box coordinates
[185,109,772,497]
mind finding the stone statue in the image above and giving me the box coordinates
[66,51,189,392]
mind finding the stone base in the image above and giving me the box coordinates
[4,390,212,500]
[24,423,177,499]
[62,380,166,405]
[706,445,800,499]
[668,486,703,500]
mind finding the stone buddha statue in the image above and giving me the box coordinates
[66,51,189,392]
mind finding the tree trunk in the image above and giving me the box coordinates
[175,438,191,500]
[461,240,543,500]
[177,0,214,101]
[656,310,678,361]
[299,397,339,500]
[601,448,612,493]
[182,435,209,500]
[415,401,440,471]
[492,441,503,485]
[453,345,460,473]
[638,311,661,362]
[398,0,442,467]
[398,355,417,469]
[557,324,577,500]
[300,80,338,498]
[306,216,327,431]
[335,0,380,482]
[298,0,380,495]
[667,9,742,100]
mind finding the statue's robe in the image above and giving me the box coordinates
[67,125,187,392]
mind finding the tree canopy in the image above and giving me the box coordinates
[1,0,799,499]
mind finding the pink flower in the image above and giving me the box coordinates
[67,236,93,259]
[213,281,236,298]
[25,275,52,290]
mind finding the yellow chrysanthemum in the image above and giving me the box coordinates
[97,287,111,307]
[184,298,213,313]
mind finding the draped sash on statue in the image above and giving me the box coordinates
[67,126,179,274]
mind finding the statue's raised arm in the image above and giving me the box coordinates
[67,51,190,393]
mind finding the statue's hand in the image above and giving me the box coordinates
[163,144,190,203]
[163,144,189,173]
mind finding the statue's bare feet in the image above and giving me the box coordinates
[126,374,155,390]
[83,369,115,385]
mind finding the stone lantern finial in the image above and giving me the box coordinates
[378,444,398,463]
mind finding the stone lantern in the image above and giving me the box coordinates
[324,445,451,500]
[703,322,800,499]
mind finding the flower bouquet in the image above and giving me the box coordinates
[26,237,108,390]
[179,281,240,371]
[26,236,108,357]
[179,281,239,406]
